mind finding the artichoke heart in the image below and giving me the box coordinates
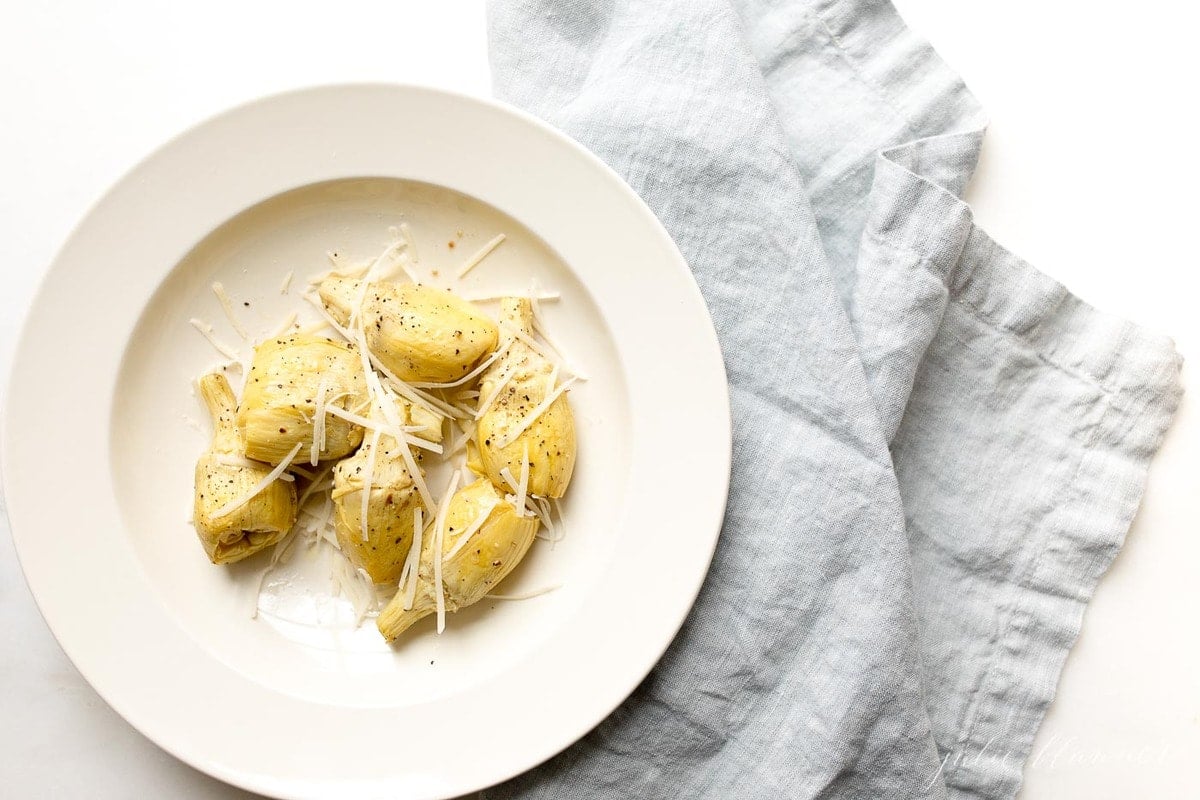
[377,479,539,642]
[473,298,577,498]
[318,276,499,383]
[332,434,424,584]
[237,333,368,464]
[192,373,297,565]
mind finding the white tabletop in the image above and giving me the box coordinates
[1,2,1195,797]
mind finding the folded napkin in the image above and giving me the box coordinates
[487,0,1183,798]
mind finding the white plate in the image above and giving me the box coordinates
[2,84,730,799]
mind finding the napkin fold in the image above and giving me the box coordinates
[488,1,1182,797]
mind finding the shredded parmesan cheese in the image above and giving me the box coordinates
[447,420,476,456]
[189,318,240,360]
[364,347,459,419]
[280,270,294,294]
[320,404,380,432]
[296,462,335,508]
[475,367,515,420]
[211,442,304,519]
[494,377,577,449]
[531,495,557,541]
[409,383,469,419]
[498,464,531,519]
[349,321,446,455]
[502,323,587,382]
[268,311,298,340]
[311,377,329,466]
[456,233,506,278]
[516,443,530,517]
[215,453,264,470]
[211,282,249,339]
[297,320,333,336]
[356,322,404,433]
[400,436,437,514]
[401,507,424,608]
[331,555,375,625]
[359,366,437,513]
[432,472,461,633]
[409,339,513,389]
[486,585,561,601]
[216,455,294,483]
[320,398,436,451]
[302,290,356,340]
[399,222,418,263]
[349,239,406,326]
[359,428,381,541]
[405,435,443,454]
[462,290,560,303]
[443,497,499,561]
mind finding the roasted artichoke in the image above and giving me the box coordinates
[472,298,576,498]
[318,277,499,383]
[193,373,297,564]
[332,433,425,584]
[237,333,368,464]
[377,479,539,641]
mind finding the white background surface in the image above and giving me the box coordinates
[0,1,1195,798]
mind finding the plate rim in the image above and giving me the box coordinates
[1,82,731,799]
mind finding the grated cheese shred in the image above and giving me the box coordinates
[216,453,270,470]
[211,442,304,519]
[475,366,516,420]
[499,467,520,494]
[462,290,560,303]
[516,442,530,517]
[487,584,561,601]
[351,318,438,514]
[190,318,240,360]
[433,472,461,633]
[211,282,249,339]
[359,428,381,542]
[443,497,499,561]
[532,495,557,540]
[399,222,418,263]
[311,377,329,466]
[494,377,577,449]
[296,462,335,509]
[268,311,298,341]
[501,323,587,382]
[349,239,406,326]
[401,507,424,609]
[410,339,513,389]
[456,233,506,278]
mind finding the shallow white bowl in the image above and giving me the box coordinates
[2,84,730,799]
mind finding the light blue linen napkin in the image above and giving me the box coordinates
[487,0,1183,798]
